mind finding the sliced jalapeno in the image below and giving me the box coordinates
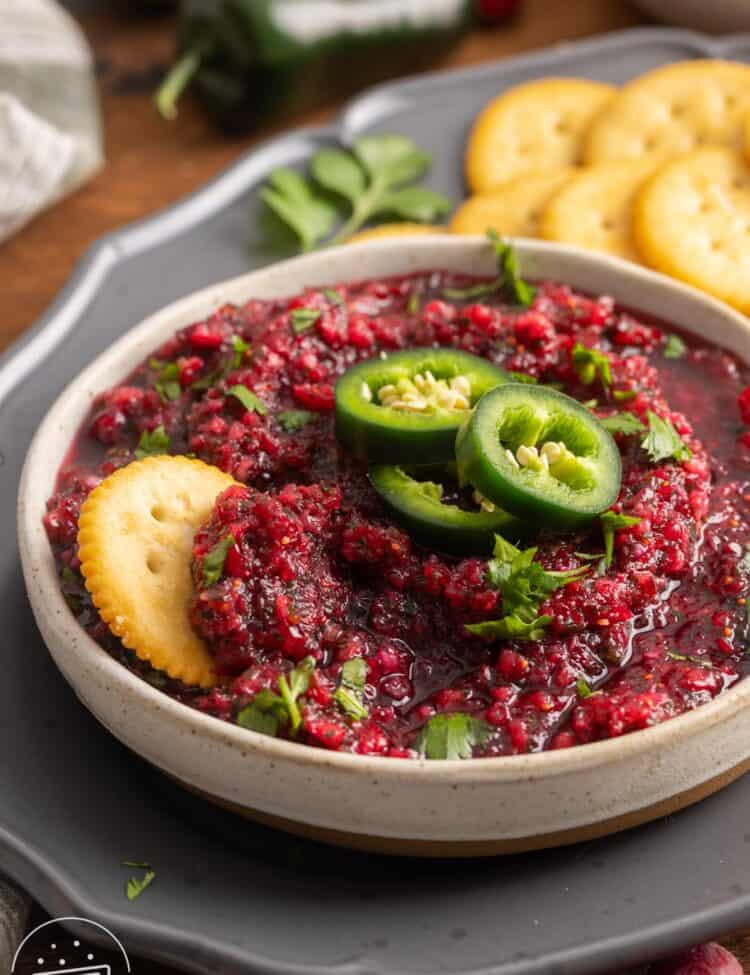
[335,348,510,464]
[370,464,523,555]
[455,384,621,528]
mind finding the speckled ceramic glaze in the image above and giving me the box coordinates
[18,238,750,855]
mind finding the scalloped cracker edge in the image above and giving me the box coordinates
[78,455,237,688]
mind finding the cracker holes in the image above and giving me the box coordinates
[146,552,164,574]
[150,504,166,522]
[554,118,570,135]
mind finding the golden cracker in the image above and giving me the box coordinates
[450,170,574,238]
[633,147,750,312]
[584,59,750,164]
[78,455,237,688]
[348,223,444,243]
[465,78,615,193]
[539,160,658,262]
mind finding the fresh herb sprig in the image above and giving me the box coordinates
[599,412,646,436]
[641,411,691,464]
[237,657,316,737]
[416,713,491,760]
[261,134,451,252]
[572,343,613,389]
[465,535,589,642]
[443,231,535,307]
[135,425,170,460]
[334,657,369,721]
[599,511,642,568]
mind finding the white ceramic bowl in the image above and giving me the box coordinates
[18,237,750,856]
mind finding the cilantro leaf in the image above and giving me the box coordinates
[599,412,646,435]
[599,510,641,567]
[260,167,339,252]
[663,334,687,359]
[230,335,251,369]
[227,385,269,415]
[277,409,315,433]
[641,411,691,464]
[135,425,170,459]
[465,613,553,641]
[485,535,589,623]
[334,657,369,721]
[613,389,637,402]
[278,656,315,734]
[443,233,535,307]
[202,534,235,587]
[323,288,344,305]
[572,343,612,389]
[153,361,181,402]
[416,713,491,760]
[291,308,321,333]
[576,677,594,699]
[236,697,281,737]
[123,862,155,901]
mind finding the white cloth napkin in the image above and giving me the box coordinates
[0,0,103,243]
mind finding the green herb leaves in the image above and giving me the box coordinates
[261,134,450,252]
[334,657,369,720]
[227,385,269,415]
[572,343,612,389]
[277,409,315,433]
[663,334,687,359]
[576,677,594,699]
[123,861,155,901]
[202,534,235,587]
[465,535,589,642]
[599,412,645,435]
[236,657,316,737]
[416,713,491,760]
[641,411,691,464]
[291,307,322,333]
[599,511,641,567]
[442,232,535,307]
[150,358,181,402]
[135,425,170,460]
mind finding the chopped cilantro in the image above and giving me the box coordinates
[599,510,642,568]
[663,334,687,359]
[613,389,637,402]
[323,288,344,305]
[599,412,646,435]
[154,361,181,402]
[230,334,251,369]
[416,712,491,760]
[290,308,321,333]
[202,534,235,587]
[135,425,170,459]
[572,343,612,389]
[227,385,269,415]
[576,677,594,698]
[641,411,691,464]
[123,861,155,901]
[277,409,315,433]
[465,613,553,641]
[443,232,535,306]
[237,657,316,737]
[334,657,369,720]
[486,535,589,619]
[667,650,714,668]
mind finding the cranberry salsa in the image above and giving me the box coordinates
[45,254,750,759]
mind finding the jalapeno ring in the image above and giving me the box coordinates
[369,464,523,555]
[455,384,621,527]
[335,348,511,464]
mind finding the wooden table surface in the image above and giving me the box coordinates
[7,0,750,971]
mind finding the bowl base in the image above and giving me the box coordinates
[166,760,750,858]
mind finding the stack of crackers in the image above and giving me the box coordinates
[358,61,750,316]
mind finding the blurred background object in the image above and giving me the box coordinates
[632,0,750,32]
[0,0,102,242]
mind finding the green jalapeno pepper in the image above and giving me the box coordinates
[369,465,523,555]
[335,348,511,465]
[455,384,621,528]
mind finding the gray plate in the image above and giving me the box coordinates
[4,27,750,975]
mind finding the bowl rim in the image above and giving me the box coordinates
[18,234,750,784]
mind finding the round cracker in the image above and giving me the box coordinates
[633,147,750,312]
[450,170,574,238]
[78,455,237,688]
[584,59,750,164]
[465,78,615,193]
[348,223,444,243]
[539,160,658,262]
